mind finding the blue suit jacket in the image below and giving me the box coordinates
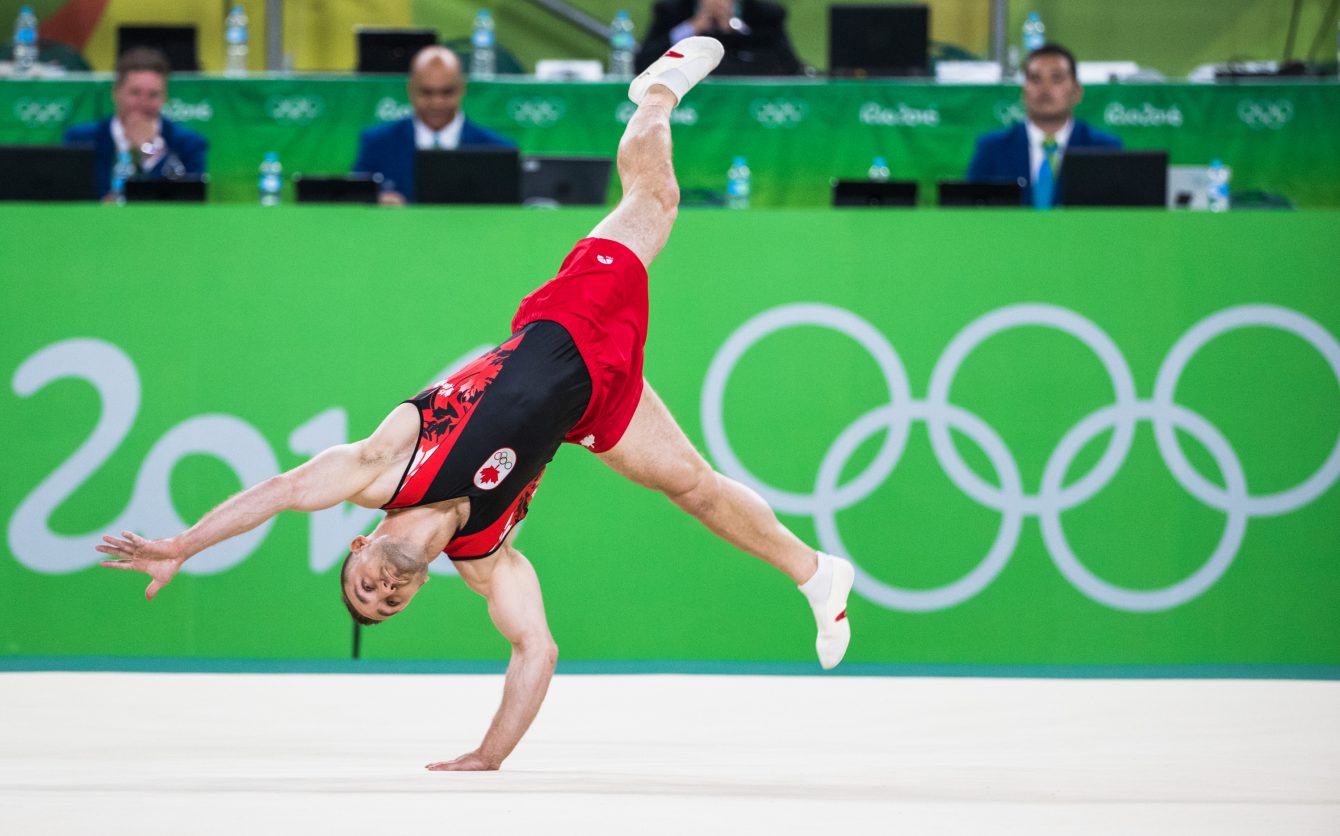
[966,120,1122,205]
[352,117,514,203]
[63,116,208,198]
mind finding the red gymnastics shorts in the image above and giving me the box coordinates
[511,237,648,454]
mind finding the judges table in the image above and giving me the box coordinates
[1,74,1339,206]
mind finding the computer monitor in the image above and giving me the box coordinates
[415,148,520,205]
[1059,149,1169,207]
[829,4,930,78]
[832,179,918,207]
[0,145,97,201]
[356,28,439,74]
[938,180,1024,207]
[124,177,207,203]
[117,25,199,72]
[294,174,383,204]
[521,156,613,206]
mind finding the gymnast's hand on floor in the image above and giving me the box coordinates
[425,750,501,772]
[96,531,186,601]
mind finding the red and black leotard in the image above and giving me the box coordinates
[383,237,650,560]
[382,321,591,559]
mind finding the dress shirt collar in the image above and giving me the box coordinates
[414,112,465,150]
[1025,117,1075,182]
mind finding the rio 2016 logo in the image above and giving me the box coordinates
[1236,100,1294,130]
[13,97,71,127]
[506,98,566,126]
[266,95,324,124]
[7,342,491,579]
[703,303,1340,613]
[749,98,808,129]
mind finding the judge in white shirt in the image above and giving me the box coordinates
[352,46,515,206]
[63,47,208,200]
[966,43,1122,207]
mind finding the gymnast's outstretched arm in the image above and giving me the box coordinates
[97,406,417,599]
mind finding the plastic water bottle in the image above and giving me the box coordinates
[1206,160,1230,213]
[726,156,750,209]
[867,156,890,182]
[608,10,635,79]
[259,151,282,206]
[1022,11,1046,54]
[110,150,134,204]
[470,10,496,79]
[12,5,38,77]
[225,4,248,76]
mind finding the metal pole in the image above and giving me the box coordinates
[992,0,1009,77]
[523,0,611,41]
[266,0,284,71]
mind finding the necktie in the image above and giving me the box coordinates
[1034,135,1059,209]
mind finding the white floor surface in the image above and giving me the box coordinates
[1,672,1337,835]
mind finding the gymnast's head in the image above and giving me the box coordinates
[341,534,430,625]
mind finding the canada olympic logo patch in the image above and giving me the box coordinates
[474,448,517,490]
[596,254,614,265]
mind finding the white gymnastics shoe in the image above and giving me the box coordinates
[798,552,855,670]
[628,36,725,105]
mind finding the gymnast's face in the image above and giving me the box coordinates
[342,537,428,623]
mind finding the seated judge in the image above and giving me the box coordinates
[966,43,1121,207]
[635,0,803,76]
[63,47,207,200]
[353,45,514,205]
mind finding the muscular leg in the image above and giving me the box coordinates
[590,40,851,668]
[597,381,818,584]
[588,87,681,269]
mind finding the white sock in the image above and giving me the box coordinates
[798,552,833,607]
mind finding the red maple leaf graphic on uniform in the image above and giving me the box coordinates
[478,466,501,485]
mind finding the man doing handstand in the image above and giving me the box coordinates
[97,38,856,772]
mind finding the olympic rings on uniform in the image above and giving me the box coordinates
[702,303,1340,613]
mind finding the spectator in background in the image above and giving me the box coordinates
[635,0,802,76]
[353,45,514,205]
[966,43,1121,207]
[63,47,207,200]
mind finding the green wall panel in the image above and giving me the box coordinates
[3,206,1338,669]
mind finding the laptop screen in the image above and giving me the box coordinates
[117,25,199,72]
[1059,149,1169,207]
[415,148,520,205]
[521,156,613,206]
[357,29,439,74]
[829,4,930,78]
[0,145,97,201]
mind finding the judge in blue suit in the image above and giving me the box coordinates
[63,47,207,200]
[967,43,1121,207]
[353,45,514,205]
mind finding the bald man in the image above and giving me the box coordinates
[353,45,514,205]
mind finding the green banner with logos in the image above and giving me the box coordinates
[2,206,1338,670]
[2,76,1338,207]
